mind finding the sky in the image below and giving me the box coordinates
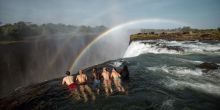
[0,0,220,28]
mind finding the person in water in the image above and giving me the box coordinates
[111,68,125,92]
[76,70,96,102]
[120,65,130,81]
[91,68,101,94]
[62,71,81,100]
[101,67,113,96]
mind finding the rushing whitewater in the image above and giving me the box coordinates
[124,40,220,58]
[1,40,220,110]
[124,40,220,96]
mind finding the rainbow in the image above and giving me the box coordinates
[69,18,190,73]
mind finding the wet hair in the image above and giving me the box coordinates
[105,67,109,71]
[124,65,128,69]
[124,65,128,70]
[80,69,86,74]
[102,67,108,72]
[93,68,97,72]
[112,67,118,72]
[112,67,116,70]
[65,71,70,75]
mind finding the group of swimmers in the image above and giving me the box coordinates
[62,66,129,102]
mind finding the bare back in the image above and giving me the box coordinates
[76,74,87,83]
[111,71,120,78]
[62,76,74,86]
[102,71,110,80]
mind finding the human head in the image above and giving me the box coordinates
[65,71,70,76]
[112,67,116,72]
[103,67,106,71]
[92,68,96,72]
[79,70,83,75]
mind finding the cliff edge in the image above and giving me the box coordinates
[130,28,220,43]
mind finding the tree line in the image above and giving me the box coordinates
[0,21,107,41]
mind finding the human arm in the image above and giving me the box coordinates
[91,74,94,80]
[75,75,79,83]
[85,74,88,82]
[62,78,65,85]
[110,72,113,78]
[117,72,121,77]
[100,72,103,80]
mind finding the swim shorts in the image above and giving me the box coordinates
[68,83,77,90]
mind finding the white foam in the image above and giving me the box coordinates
[177,58,203,64]
[147,66,203,76]
[123,41,180,58]
[167,79,220,96]
[123,40,220,58]
[113,61,123,67]
[160,99,175,109]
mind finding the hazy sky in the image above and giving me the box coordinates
[0,0,220,28]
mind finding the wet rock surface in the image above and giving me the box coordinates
[197,62,219,70]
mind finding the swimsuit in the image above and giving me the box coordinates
[68,83,77,90]
[79,82,87,85]
[114,77,121,81]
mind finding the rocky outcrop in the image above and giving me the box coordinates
[130,31,220,43]
[197,62,219,72]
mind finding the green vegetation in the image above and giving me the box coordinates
[0,21,107,42]
[131,27,220,42]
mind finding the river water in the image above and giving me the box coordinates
[0,40,220,110]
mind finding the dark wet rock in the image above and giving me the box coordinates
[197,62,219,72]
[0,60,130,110]
[159,45,184,52]
[141,41,157,45]
[197,62,218,70]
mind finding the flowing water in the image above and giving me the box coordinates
[0,40,220,110]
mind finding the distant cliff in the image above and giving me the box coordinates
[130,28,220,43]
